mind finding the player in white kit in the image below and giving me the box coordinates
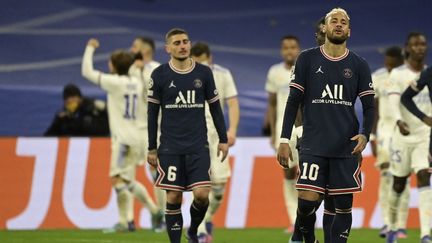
[386,32,432,243]
[82,38,163,232]
[129,36,166,231]
[370,46,410,239]
[190,42,240,243]
[266,35,301,233]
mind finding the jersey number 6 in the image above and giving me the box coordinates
[167,166,177,182]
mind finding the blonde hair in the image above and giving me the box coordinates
[325,8,350,23]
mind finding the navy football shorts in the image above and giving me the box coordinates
[296,153,362,195]
[155,148,211,191]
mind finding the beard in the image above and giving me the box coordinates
[327,31,349,45]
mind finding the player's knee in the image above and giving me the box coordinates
[284,166,299,180]
[333,194,353,212]
[416,169,431,188]
[193,187,210,205]
[212,184,226,201]
[111,176,125,187]
[298,190,321,201]
[166,190,182,204]
[392,176,408,193]
[324,195,335,213]
[297,198,319,216]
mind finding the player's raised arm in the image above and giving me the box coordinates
[147,73,161,167]
[401,67,432,126]
[81,38,101,84]
[205,68,228,162]
[352,60,375,154]
[277,52,307,168]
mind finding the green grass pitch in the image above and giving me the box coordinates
[0,228,421,243]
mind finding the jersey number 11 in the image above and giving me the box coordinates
[124,94,137,120]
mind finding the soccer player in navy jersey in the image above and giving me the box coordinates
[147,28,228,243]
[277,8,375,243]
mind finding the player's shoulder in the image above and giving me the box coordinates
[391,64,409,75]
[372,67,388,77]
[146,60,161,70]
[268,62,285,72]
[347,50,369,66]
[194,62,213,74]
[212,63,231,74]
[299,46,320,58]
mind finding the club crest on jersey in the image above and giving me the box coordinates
[194,79,202,88]
[148,78,153,88]
[343,68,353,78]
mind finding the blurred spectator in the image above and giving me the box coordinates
[44,84,109,136]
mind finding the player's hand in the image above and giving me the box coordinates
[87,38,100,49]
[351,134,367,155]
[218,143,229,162]
[422,116,432,127]
[147,149,158,167]
[397,120,410,136]
[277,143,293,169]
[370,139,377,157]
[227,129,236,147]
[134,59,144,69]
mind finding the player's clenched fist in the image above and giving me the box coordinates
[351,134,368,155]
[218,143,229,162]
[87,38,100,49]
[147,149,158,167]
[277,143,293,169]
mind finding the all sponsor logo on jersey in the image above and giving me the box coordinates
[312,84,352,106]
[165,90,204,109]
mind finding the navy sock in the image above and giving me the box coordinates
[331,194,353,243]
[188,200,209,236]
[323,196,335,243]
[297,198,319,243]
[165,203,183,243]
[291,216,303,241]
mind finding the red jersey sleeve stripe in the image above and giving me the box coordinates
[289,83,305,92]
[148,98,160,104]
[358,90,375,97]
[208,95,220,104]
[387,92,401,96]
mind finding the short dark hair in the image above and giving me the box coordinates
[165,28,188,42]
[136,36,155,52]
[384,46,403,59]
[405,31,426,45]
[63,84,82,100]
[110,50,134,75]
[281,35,300,44]
[191,42,211,57]
[315,16,325,34]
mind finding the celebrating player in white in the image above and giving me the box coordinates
[266,35,301,233]
[82,38,163,232]
[191,42,240,243]
[386,32,431,243]
[370,46,410,239]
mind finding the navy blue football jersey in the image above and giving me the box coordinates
[148,60,220,154]
[289,46,374,158]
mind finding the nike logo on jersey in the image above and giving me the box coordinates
[316,66,324,74]
[169,81,176,88]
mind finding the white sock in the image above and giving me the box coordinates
[378,171,392,226]
[126,192,134,222]
[154,186,166,211]
[128,181,159,214]
[388,189,401,231]
[397,182,410,230]
[115,183,130,226]
[283,178,298,225]
[418,187,432,238]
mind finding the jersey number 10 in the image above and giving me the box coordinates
[124,94,137,120]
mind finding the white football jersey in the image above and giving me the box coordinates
[388,64,430,144]
[372,67,394,134]
[204,63,238,132]
[82,46,147,145]
[265,62,295,140]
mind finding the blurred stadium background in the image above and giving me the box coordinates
[0,0,431,242]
